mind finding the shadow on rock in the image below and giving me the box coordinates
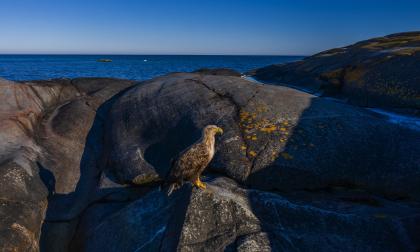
[144,116,201,179]
[39,84,137,252]
[246,96,420,251]
[78,186,193,251]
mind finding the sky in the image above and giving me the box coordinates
[0,0,419,55]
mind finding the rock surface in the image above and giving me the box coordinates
[250,32,420,111]
[73,177,420,251]
[1,69,420,252]
[0,78,134,251]
[106,72,420,200]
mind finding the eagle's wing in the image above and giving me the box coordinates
[166,142,211,195]
[169,142,210,178]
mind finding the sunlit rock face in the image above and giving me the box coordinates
[250,32,420,112]
[0,78,134,251]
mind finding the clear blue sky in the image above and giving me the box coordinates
[1,0,419,55]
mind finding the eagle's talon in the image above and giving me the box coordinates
[199,182,206,190]
[194,178,206,190]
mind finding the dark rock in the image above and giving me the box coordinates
[106,73,420,200]
[251,32,420,111]
[74,177,420,251]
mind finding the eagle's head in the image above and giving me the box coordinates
[204,125,223,137]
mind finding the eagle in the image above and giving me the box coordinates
[166,125,223,195]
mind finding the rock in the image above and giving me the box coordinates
[106,73,420,200]
[250,32,420,111]
[0,78,134,251]
[1,72,420,252]
[73,177,420,251]
[193,68,242,77]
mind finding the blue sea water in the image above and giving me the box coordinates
[0,55,302,81]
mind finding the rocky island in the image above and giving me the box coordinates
[1,33,419,252]
[250,32,420,113]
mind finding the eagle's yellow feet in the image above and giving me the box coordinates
[193,177,206,190]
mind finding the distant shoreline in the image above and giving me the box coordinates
[0,53,307,57]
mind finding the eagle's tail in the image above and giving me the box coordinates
[166,182,181,196]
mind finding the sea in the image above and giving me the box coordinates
[0,55,303,81]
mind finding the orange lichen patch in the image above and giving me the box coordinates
[249,150,257,157]
[259,125,276,133]
[240,107,293,146]
[241,145,247,150]
[240,111,250,120]
[245,124,254,129]
[280,152,293,160]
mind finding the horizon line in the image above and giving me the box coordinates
[0,53,308,57]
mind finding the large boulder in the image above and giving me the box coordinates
[250,32,420,111]
[106,73,420,200]
[0,78,134,251]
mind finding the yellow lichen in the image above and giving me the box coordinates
[249,150,257,157]
[260,125,277,133]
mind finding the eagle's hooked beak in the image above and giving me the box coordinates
[216,127,224,135]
